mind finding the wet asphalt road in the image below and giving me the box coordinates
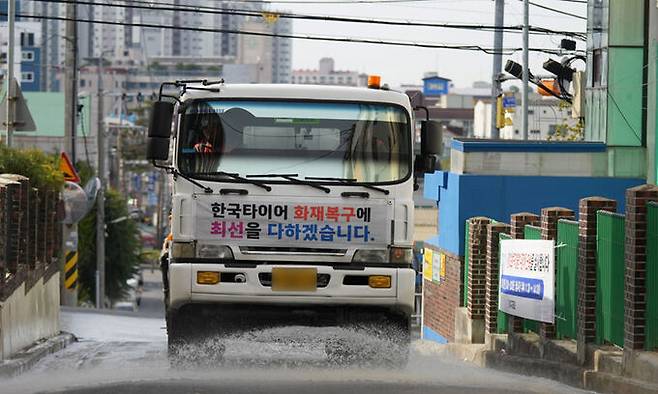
[1,267,591,394]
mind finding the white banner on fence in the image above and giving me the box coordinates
[498,239,555,324]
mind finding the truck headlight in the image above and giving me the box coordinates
[389,246,413,264]
[171,242,195,259]
[196,244,234,260]
[352,249,387,263]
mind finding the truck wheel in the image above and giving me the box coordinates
[167,307,226,366]
[167,309,189,363]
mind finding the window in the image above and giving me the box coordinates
[178,100,411,184]
[80,79,86,87]
[21,72,34,82]
[21,51,34,61]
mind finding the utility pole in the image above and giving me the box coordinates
[117,93,125,195]
[96,54,106,309]
[64,3,78,162]
[490,0,505,139]
[4,0,16,146]
[521,0,530,140]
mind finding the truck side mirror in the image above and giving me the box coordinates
[146,101,174,161]
[415,120,442,174]
[420,120,442,156]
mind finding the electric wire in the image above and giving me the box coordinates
[526,1,587,20]
[6,12,582,55]
[28,0,586,39]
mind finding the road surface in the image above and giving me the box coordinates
[1,267,591,394]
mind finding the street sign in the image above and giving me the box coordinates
[499,239,555,324]
[0,78,37,131]
[502,95,516,108]
[59,152,81,183]
[62,181,89,224]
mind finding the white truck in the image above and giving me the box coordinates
[147,80,441,365]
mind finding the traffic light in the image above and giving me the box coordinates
[496,95,505,129]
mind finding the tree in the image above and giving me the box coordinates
[0,145,63,191]
[76,162,141,305]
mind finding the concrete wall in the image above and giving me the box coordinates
[0,273,60,359]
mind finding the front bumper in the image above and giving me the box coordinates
[168,261,415,316]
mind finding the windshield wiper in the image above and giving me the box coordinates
[246,173,330,193]
[171,169,213,193]
[304,176,390,195]
[195,171,272,192]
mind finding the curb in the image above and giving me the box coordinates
[437,343,658,394]
[481,350,586,389]
[0,332,77,378]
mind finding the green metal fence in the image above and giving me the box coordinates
[646,203,658,350]
[556,220,579,339]
[497,232,512,334]
[596,211,626,347]
[523,225,542,334]
[463,220,470,307]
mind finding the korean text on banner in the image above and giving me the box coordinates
[498,239,555,324]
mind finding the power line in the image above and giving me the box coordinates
[212,0,437,3]
[527,1,587,20]
[8,12,579,55]
[538,0,587,3]
[29,0,586,39]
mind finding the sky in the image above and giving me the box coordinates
[262,0,587,89]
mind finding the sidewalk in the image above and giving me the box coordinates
[0,332,76,378]
[436,333,658,394]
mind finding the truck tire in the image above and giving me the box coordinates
[167,307,226,366]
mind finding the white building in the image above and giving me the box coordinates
[473,94,577,140]
[291,58,367,86]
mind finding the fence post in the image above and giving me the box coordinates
[467,217,490,322]
[508,212,540,333]
[623,185,658,370]
[577,197,617,365]
[485,222,511,335]
[540,207,575,341]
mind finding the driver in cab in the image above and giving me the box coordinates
[194,115,219,153]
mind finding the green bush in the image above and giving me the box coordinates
[0,145,64,191]
[77,188,142,305]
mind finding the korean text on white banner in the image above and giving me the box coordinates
[498,239,555,324]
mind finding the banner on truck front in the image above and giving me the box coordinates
[498,239,555,324]
[195,196,392,247]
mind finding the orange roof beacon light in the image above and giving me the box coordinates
[367,75,382,89]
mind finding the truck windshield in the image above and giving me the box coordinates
[177,100,411,184]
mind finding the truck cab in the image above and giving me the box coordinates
[147,81,441,365]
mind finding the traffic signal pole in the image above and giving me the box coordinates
[522,0,530,140]
[490,0,504,139]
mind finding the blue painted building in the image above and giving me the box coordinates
[422,75,451,97]
[424,139,645,255]
[19,29,40,91]
[0,0,20,22]
[420,139,646,344]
